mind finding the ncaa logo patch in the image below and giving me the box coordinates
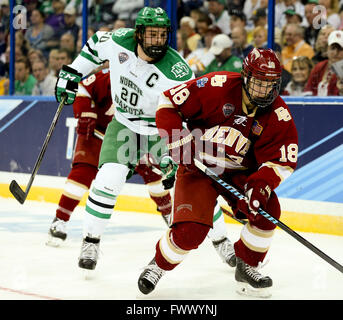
[196,77,208,87]
[222,103,235,117]
[118,52,129,64]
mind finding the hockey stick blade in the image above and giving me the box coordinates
[8,95,67,205]
[9,180,27,204]
[194,158,343,274]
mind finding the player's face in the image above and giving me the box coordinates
[248,78,273,99]
[143,26,168,47]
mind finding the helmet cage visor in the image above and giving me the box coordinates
[136,25,170,59]
[242,68,281,108]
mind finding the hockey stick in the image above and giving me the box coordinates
[194,158,343,274]
[9,95,67,204]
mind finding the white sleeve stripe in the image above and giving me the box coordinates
[260,162,294,182]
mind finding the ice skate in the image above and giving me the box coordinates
[212,237,237,267]
[78,235,100,278]
[46,217,67,247]
[138,258,165,295]
[235,257,272,298]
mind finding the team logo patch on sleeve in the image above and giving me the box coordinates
[171,62,190,78]
[222,103,235,117]
[118,52,129,64]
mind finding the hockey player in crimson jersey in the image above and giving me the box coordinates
[48,67,236,271]
[138,48,298,298]
[46,69,173,246]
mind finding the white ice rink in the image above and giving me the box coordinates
[1,195,343,301]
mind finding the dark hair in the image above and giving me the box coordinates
[58,48,73,60]
[16,57,31,72]
[32,9,45,20]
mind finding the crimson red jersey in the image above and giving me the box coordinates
[157,71,298,191]
[74,69,114,134]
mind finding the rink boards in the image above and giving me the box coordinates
[0,96,342,236]
[1,171,342,237]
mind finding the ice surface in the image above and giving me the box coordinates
[0,197,343,300]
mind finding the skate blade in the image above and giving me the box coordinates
[46,235,64,247]
[236,282,271,298]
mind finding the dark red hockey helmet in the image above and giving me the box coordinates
[241,48,282,108]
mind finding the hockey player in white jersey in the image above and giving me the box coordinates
[54,7,235,272]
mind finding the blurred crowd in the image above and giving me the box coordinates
[2,0,343,96]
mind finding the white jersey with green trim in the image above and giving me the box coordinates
[70,28,194,135]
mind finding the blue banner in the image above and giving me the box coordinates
[0,96,342,202]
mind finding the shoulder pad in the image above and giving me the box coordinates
[111,28,136,52]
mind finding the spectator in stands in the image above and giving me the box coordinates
[202,33,243,74]
[229,9,254,43]
[312,24,335,64]
[319,0,341,29]
[227,0,245,11]
[229,9,247,32]
[282,23,315,73]
[48,48,59,77]
[283,56,314,95]
[57,6,79,45]
[45,0,65,30]
[76,27,95,53]
[189,8,205,23]
[251,7,267,28]
[112,0,143,25]
[60,32,77,59]
[179,16,201,57]
[14,57,37,95]
[39,0,54,16]
[304,30,343,96]
[231,26,254,60]
[195,13,213,46]
[0,0,10,31]
[275,0,305,29]
[56,48,73,71]
[283,6,303,25]
[177,29,187,57]
[304,0,321,47]
[243,0,268,30]
[252,26,267,48]
[24,9,54,58]
[3,44,24,66]
[185,25,221,76]
[207,0,231,35]
[28,48,45,66]
[183,0,204,16]
[13,31,31,57]
[264,42,292,93]
[32,59,57,95]
[113,19,126,30]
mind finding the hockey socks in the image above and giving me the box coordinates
[56,164,97,221]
